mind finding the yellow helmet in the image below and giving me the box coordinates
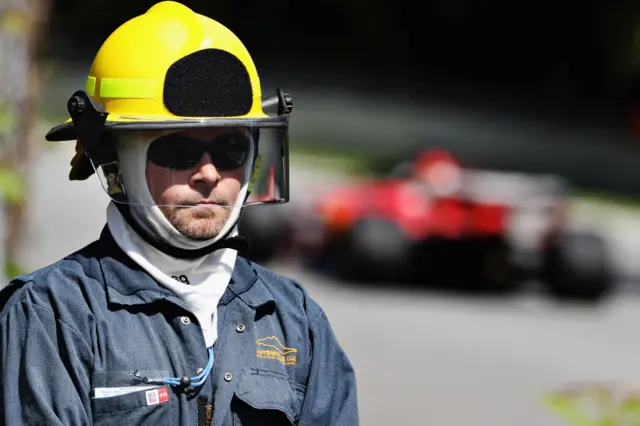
[46,0,292,193]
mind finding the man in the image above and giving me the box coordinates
[0,2,359,425]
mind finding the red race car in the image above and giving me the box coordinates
[239,148,614,301]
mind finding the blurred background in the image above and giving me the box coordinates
[4,0,640,424]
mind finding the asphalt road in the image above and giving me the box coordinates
[273,261,640,426]
[12,139,640,426]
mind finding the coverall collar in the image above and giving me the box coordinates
[96,226,275,311]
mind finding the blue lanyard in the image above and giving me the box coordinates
[134,346,215,388]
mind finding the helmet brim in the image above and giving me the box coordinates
[45,114,287,142]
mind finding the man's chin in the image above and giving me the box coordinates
[173,217,225,241]
[162,205,230,241]
[186,233,218,241]
[176,226,220,241]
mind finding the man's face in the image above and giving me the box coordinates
[144,127,249,240]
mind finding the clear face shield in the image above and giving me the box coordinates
[95,123,288,208]
[65,90,292,209]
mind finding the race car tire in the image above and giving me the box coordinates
[421,236,517,293]
[541,231,614,302]
[237,205,292,264]
[331,218,414,282]
[474,237,518,293]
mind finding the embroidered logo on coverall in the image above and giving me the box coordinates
[256,336,297,365]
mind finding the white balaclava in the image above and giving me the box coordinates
[111,130,255,250]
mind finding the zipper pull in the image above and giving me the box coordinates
[198,395,213,426]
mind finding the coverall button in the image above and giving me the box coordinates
[224,373,233,382]
[196,368,204,375]
[181,316,191,325]
[236,323,246,333]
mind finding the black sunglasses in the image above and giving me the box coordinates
[147,131,251,171]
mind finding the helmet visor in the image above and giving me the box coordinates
[91,123,289,208]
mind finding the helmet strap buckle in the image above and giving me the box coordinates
[101,161,126,197]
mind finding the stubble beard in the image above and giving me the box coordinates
[160,205,232,240]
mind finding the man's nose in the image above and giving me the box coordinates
[190,152,220,186]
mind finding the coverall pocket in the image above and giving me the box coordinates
[231,372,305,425]
[91,369,173,421]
